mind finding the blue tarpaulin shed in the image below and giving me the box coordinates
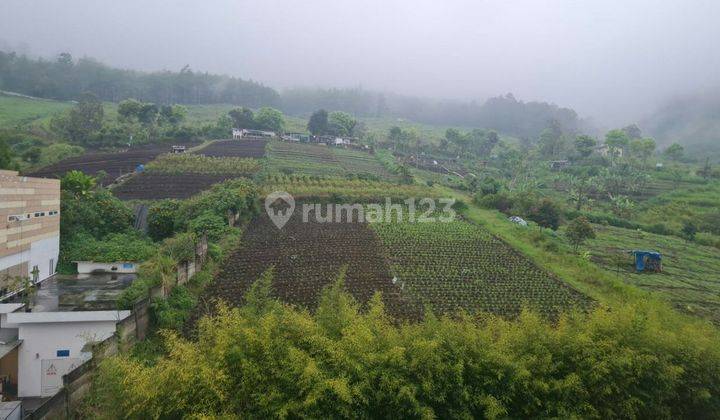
[631,250,662,272]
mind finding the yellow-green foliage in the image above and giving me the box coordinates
[146,153,261,176]
[92,274,720,419]
[261,174,440,201]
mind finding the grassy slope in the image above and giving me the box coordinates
[0,94,71,127]
[584,223,720,322]
[424,180,720,327]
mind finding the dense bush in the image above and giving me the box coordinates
[151,286,196,330]
[92,274,720,419]
[174,178,259,230]
[61,232,156,264]
[60,188,134,239]
[147,199,180,241]
[188,211,229,242]
[475,191,562,229]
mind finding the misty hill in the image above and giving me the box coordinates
[283,88,588,139]
[0,50,587,140]
[0,50,280,108]
[644,91,720,161]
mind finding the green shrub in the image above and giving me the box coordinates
[151,286,195,330]
[93,276,720,419]
[61,231,156,265]
[189,211,229,242]
[116,278,154,310]
[147,199,180,241]
[161,233,196,263]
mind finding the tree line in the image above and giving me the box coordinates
[0,51,280,107]
[0,50,587,140]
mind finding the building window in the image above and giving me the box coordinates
[48,210,58,216]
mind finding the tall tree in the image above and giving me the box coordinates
[228,107,256,129]
[566,216,596,251]
[538,123,567,159]
[621,124,642,140]
[307,109,329,135]
[253,107,285,132]
[629,137,656,165]
[605,129,630,156]
[327,111,357,137]
[574,135,597,158]
[388,126,403,147]
[53,92,104,144]
[664,143,684,161]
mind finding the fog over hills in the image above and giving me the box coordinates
[1,0,719,129]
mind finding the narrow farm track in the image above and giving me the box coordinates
[192,208,424,325]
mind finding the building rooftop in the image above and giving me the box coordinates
[7,310,131,324]
[10,273,136,312]
[0,304,24,314]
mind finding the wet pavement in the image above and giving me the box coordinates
[15,273,136,312]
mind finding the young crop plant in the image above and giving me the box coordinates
[145,153,261,176]
[259,174,440,201]
[371,218,592,318]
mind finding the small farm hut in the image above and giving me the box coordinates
[631,250,662,272]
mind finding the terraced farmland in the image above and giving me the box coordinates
[266,141,400,180]
[371,219,593,318]
[112,173,237,200]
[331,147,401,180]
[267,141,345,176]
[28,143,185,182]
[196,209,423,321]
[198,139,267,158]
[585,223,720,323]
[260,174,440,201]
[145,153,261,176]
[195,204,591,322]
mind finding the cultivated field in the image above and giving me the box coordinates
[585,223,720,323]
[266,140,401,180]
[195,204,591,322]
[331,147,401,180]
[145,153,261,176]
[197,209,423,320]
[28,144,181,181]
[266,141,345,176]
[372,219,592,317]
[259,174,440,200]
[198,139,268,158]
[112,173,237,200]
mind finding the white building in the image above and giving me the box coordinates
[232,128,276,140]
[594,144,623,158]
[5,310,130,398]
[74,261,138,274]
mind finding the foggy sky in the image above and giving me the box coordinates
[1,0,719,126]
